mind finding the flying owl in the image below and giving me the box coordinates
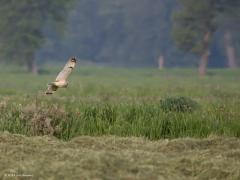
[46,57,77,95]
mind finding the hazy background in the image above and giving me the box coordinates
[1,2,240,178]
[0,0,239,75]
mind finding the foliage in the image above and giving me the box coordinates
[0,0,74,71]
[0,0,239,69]
[160,96,198,112]
[172,0,217,54]
[172,0,240,54]
[38,0,196,67]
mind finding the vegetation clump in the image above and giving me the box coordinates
[160,96,199,112]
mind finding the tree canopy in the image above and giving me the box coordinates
[0,0,239,73]
[37,0,191,68]
[0,0,74,73]
[172,0,240,75]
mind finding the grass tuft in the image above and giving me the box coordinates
[160,96,199,112]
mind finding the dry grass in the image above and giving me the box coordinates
[0,132,240,179]
[21,103,67,136]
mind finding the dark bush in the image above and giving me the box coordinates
[160,96,198,112]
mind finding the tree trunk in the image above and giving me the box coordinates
[224,31,238,69]
[158,55,164,70]
[27,59,38,74]
[198,50,210,77]
[198,31,211,77]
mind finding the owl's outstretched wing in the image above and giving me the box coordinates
[45,57,77,95]
[55,57,77,82]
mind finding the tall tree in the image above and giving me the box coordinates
[219,2,240,69]
[0,0,74,73]
[173,0,240,75]
[224,30,238,68]
[172,0,217,77]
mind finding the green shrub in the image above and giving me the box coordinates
[160,96,198,112]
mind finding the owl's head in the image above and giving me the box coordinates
[71,57,77,63]
[68,57,77,69]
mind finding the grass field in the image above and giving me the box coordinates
[0,65,240,179]
[0,66,240,140]
[1,132,240,179]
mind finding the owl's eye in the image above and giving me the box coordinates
[71,57,77,62]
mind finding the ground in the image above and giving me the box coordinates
[0,66,240,179]
[0,132,240,179]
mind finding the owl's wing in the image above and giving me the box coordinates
[45,84,58,95]
[55,57,77,82]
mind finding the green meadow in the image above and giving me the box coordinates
[0,66,240,140]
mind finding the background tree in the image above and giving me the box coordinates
[1,0,239,71]
[172,0,240,76]
[38,0,190,68]
[0,0,74,73]
[172,0,217,77]
[218,0,240,68]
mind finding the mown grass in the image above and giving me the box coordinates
[0,65,240,140]
[1,133,240,179]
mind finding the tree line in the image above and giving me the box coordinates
[0,0,74,73]
[0,0,239,76]
[173,0,240,76]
